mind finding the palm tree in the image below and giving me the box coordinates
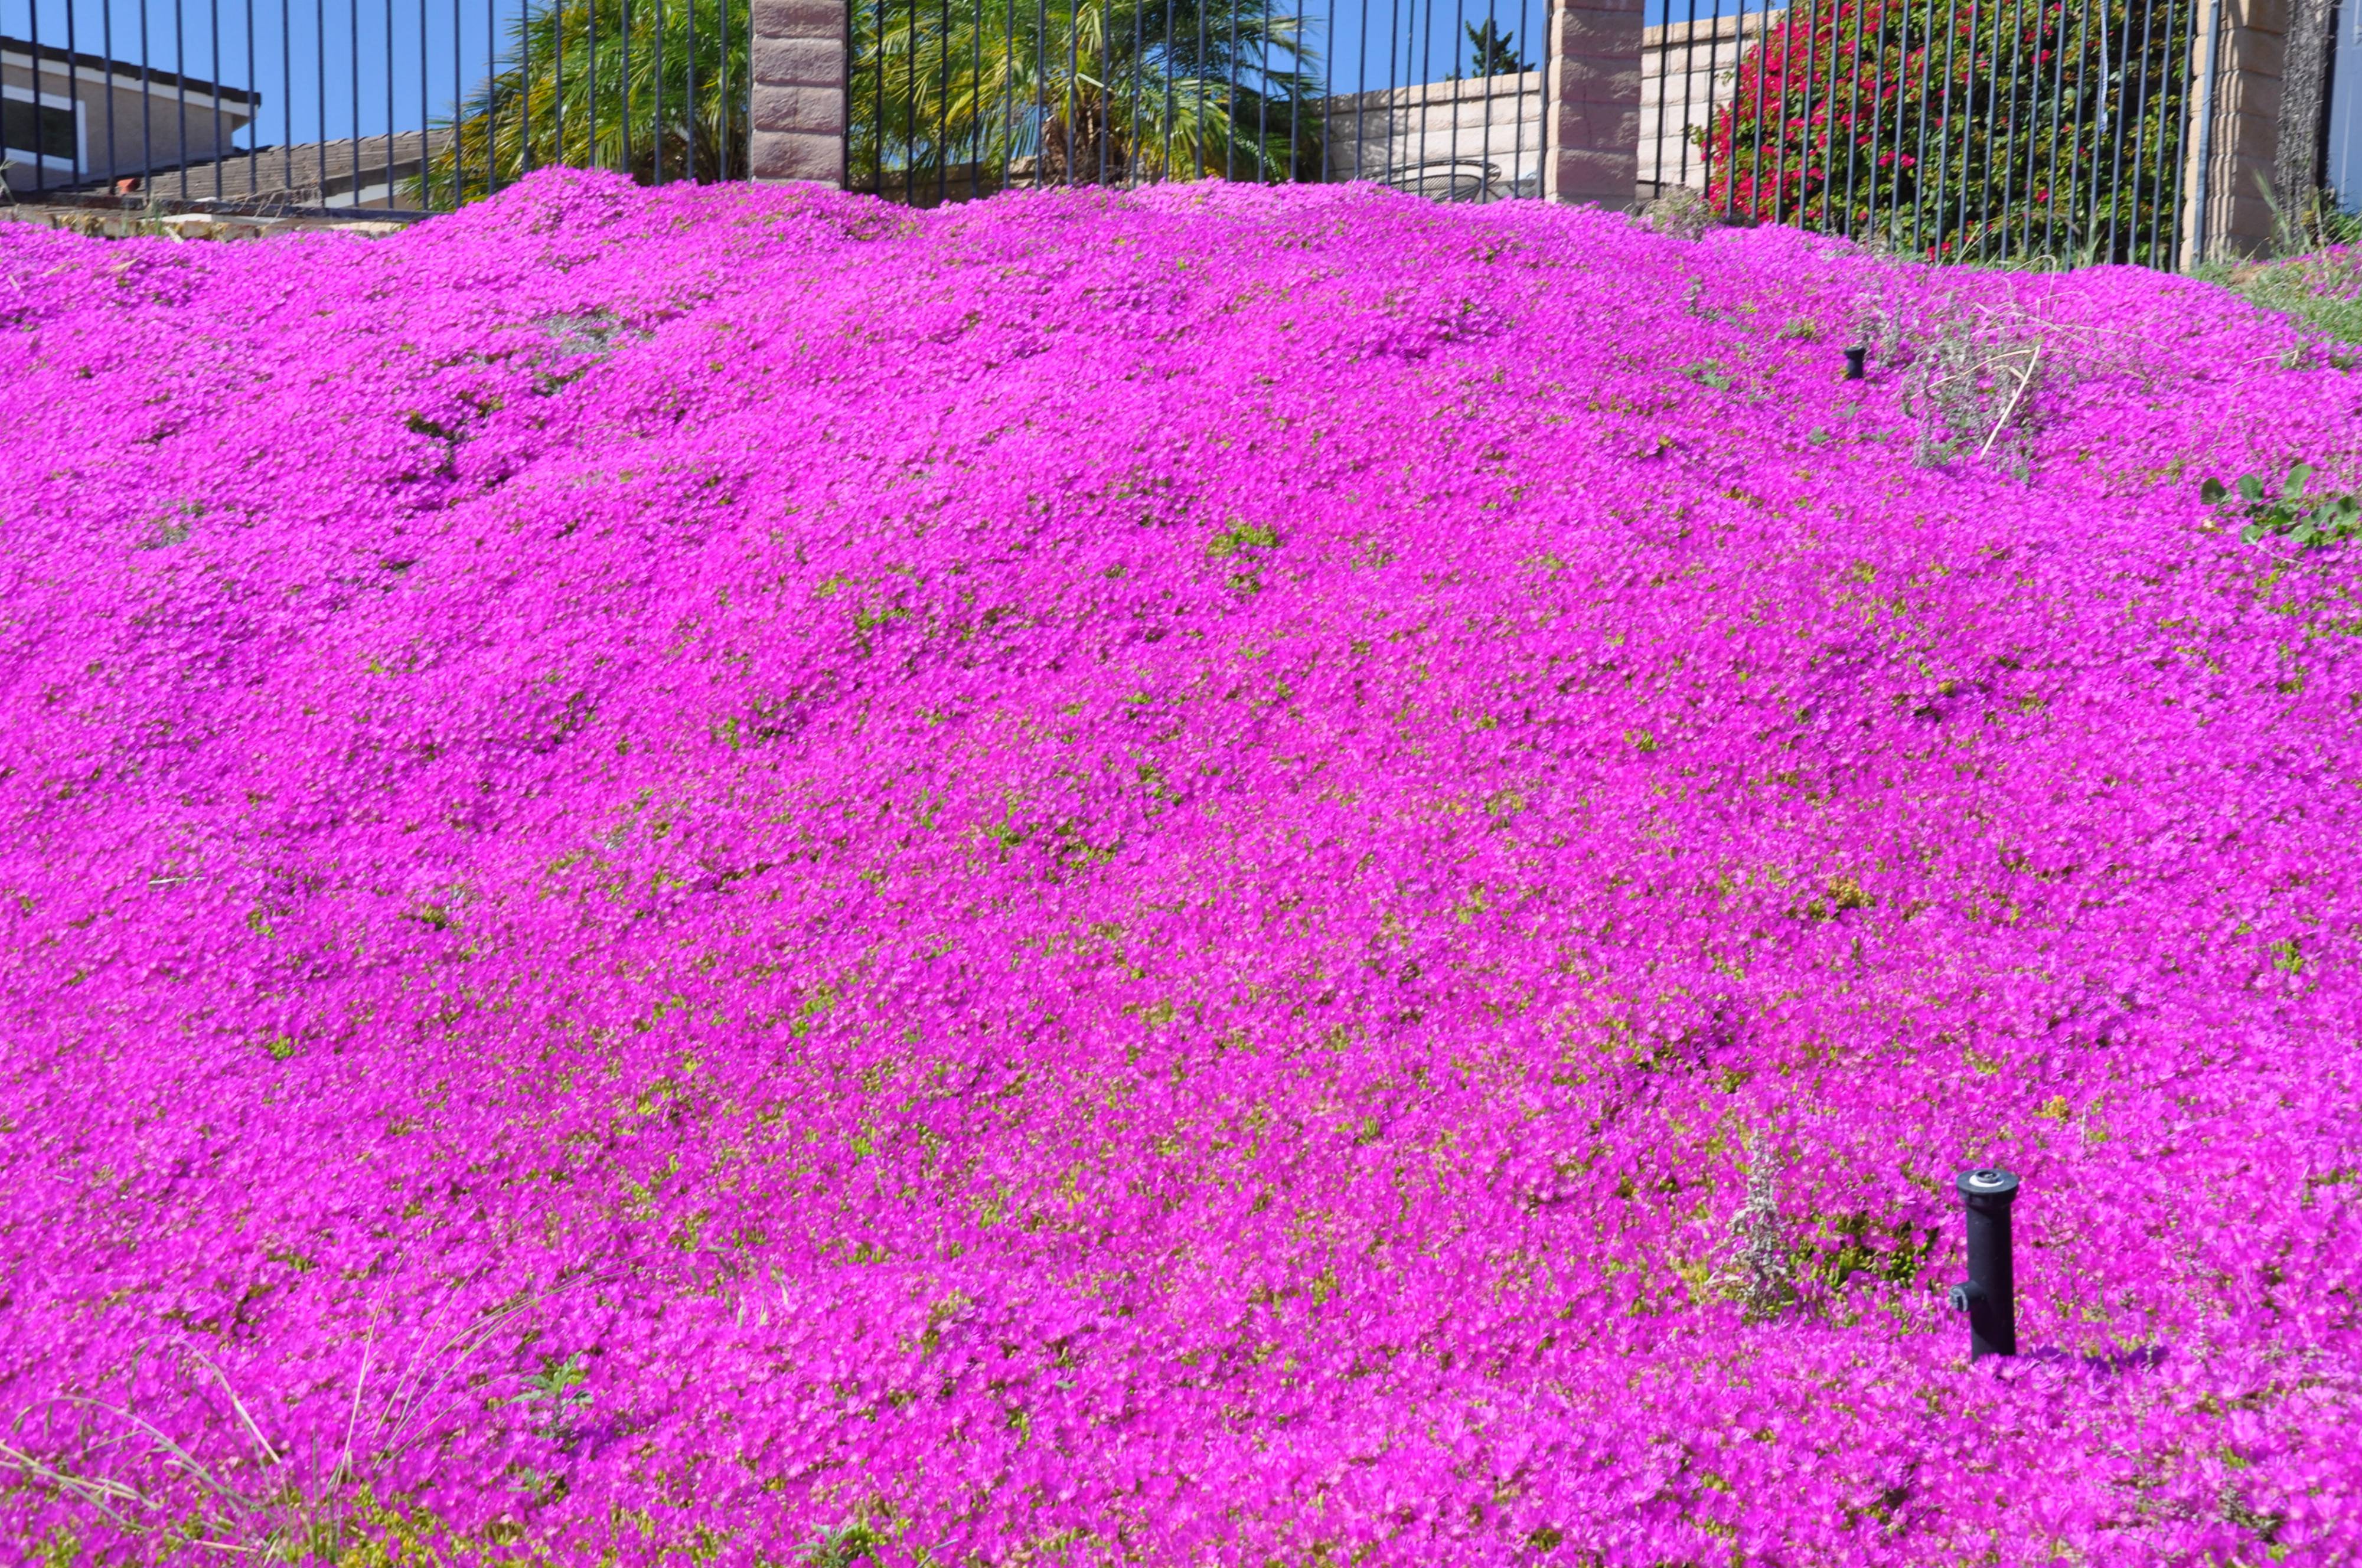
[416,0,749,206]
[852,0,1324,200]
[420,0,1320,207]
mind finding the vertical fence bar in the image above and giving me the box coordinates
[103,0,119,198]
[1841,0,1864,231]
[1819,0,1845,228]
[522,0,535,182]
[1992,0,2014,256]
[67,0,85,192]
[1352,0,1368,179]
[345,0,355,200]
[1890,0,1909,240]
[1805,0,1823,228]
[1833,0,1852,233]
[451,0,465,196]
[1937,0,1975,251]
[1505,0,1521,194]
[28,0,46,195]
[2116,0,2154,254]
[1533,0,1547,193]
[390,0,400,199]
[416,0,428,196]
[1916,0,1945,251]
[175,0,189,197]
[2097,0,2116,248]
[1319,0,1335,185]
[2179,0,2217,268]
[1426,0,1440,187]
[1710,0,1729,208]
[1748,0,1768,219]
[2041,0,2060,253]
[489,0,501,190]
[1991,0,2025,255]
[1410,0,1427,188]
[1679,0,1699,190]
[2128,0,2156,259]
[1650,0,1668,198]
[2058,0,2093,253]
[1927,0,1961,254]
[1876,0,1896,238]
[1228,0,1241,178]
[1382,0,1397,183]
[214,0,227,196]
[1266,0,1285,184]
[1294,0,1313,183]
[312,0,325,196]
[2141,0,2177,264]
[2116,0,2154,256]
[140,0,155,195]
[588,0,602,173]
[1479,0,1498,197]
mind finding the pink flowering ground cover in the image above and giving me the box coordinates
[4,169,2361,1566]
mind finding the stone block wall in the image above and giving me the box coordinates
[1544,0,1645,207]
[2187,0,2289,259]
[749,0,847,185]
[1323,73,1547,198]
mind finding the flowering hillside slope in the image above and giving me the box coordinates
[3,170,2360,1566]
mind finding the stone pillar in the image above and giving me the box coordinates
[2185,0,2288,260]
[750,0,847,185]
[1542,0,1645,209]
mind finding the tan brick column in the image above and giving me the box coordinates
[750,0,848,185]
[1542,0,1644,208]
[2184,0,2287,261]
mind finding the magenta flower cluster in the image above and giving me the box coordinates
[4,169,2360,1566]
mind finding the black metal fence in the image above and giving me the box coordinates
[848,0,1557,202]
[1643,0,2208,266]
[849,0,2222,267]
[0,0,2236,269]
[1,0,749,210]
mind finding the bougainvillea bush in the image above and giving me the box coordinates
[4,171,2361,1566]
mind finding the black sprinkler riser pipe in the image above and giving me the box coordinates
[1844,344,1868,380]
[1950,1167,2021,1358]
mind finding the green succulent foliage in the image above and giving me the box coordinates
[798,1523,883,1567]
[2203,463,2362,549]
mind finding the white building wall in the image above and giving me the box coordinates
[1324,71,1547,200]
[1638,9,1782,200]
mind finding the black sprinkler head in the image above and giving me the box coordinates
[1949,1165,2021,1358]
